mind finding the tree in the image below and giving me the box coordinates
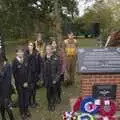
[0,0,78,41]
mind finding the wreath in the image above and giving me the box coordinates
[99,100,116,117]
[77,113,95,120]
[63,112,79,120]
[97,116,116,120]
[80,96,99,114]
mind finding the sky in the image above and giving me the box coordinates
[78,0,95,16]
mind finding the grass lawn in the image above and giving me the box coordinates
[3,38,97,120]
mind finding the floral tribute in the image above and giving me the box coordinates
[62,96,117,120]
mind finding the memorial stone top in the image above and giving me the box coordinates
[77,48,120,73]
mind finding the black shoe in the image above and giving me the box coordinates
[25,111,31,118]
[31,102,38,108]
[48,104,51,111]
[21,114,28,120]
[51,104,55,112]
[48,104,55,111]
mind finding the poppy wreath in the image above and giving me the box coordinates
[97,116,116,120]
[77,113,95,120]
[63,112,78,120]
[98,100,116,117]
[80,96,99,114]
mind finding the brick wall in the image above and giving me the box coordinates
[80,74,120,110]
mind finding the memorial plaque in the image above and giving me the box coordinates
[92,85,117,99]
[77,48,120,73]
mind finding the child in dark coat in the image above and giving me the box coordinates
[0,57,15,120]
[25,41,41,108]
[42,45,60,111]
[51,41,66,104]
[12,47,31,120]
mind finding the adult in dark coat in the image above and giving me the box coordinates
[42,45,60,111]
[25,41,41,108]
[12,47,31,120]
[0,58,15,120]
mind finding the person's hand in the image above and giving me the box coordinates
[36,47,39,51]
[52,80,56,84]
[23,82,28,88]
[40,80,44,85]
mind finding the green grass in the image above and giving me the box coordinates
[3,38,97,120]
[78,38,97,48]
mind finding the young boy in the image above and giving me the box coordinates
[42,45,60,111]
[0,57,15,120]
[12,47,31,120]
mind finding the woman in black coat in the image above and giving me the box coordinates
[0,58,15,120]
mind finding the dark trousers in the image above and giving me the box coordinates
[46,86,56,106]
[56,81,61,100]
[56,74,64,100]
[17,87,29,115]
[0,100,15,120]
[29,82,37,105]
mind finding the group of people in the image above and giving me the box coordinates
[0,32,77,120]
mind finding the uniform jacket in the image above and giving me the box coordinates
[12,57,28,89]
[0,63,12,104]
[42,54,60,87]
[25,49,42,83]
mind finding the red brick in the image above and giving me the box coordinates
[80,74,120,110]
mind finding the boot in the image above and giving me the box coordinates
[51,104,55,112]
[21,114,28,120]
[25,109,31,118]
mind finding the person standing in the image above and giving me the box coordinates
[42,45,60,111]
[64,32,77,85]
[35,33,46,58]
[25,41,42,108]
[57,43,66,102]
[51,40,66,104]
[35,33,46,87]
[0,57,15,120]
[12,47,31,120]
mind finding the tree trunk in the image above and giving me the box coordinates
[0,33,6,60]
[54,0,62,45]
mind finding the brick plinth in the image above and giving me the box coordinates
[80,74,120,110]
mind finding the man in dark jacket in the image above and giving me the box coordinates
[0,57,15,120]
[42,45,60,111]
[12,47,31,120]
